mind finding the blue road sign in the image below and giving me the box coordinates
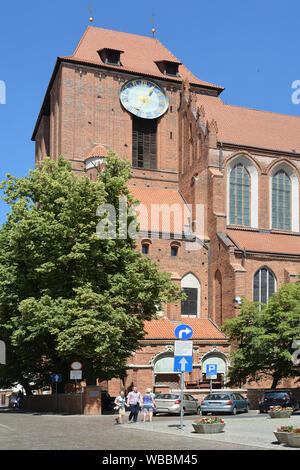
[174,356,193,372]
[206,364,217,375]
[174,324,193,340]
[51,374,62,383]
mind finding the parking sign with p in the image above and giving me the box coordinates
[206,364,217,375]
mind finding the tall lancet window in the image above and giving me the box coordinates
[253,267,276,305]
[132,116,157,169]
[272,169,291,230]
[229,163,250,226]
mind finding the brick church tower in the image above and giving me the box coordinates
[32,26,300,393]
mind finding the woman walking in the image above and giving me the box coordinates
[114,391,126,424]
[141,388,156,422]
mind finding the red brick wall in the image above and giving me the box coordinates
[21,387,102,415]
[22,393,83,413]
[36,64,182,173]
[136,237,209,320]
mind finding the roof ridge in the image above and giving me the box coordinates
[222,101,300,120]
[88,25,162,41]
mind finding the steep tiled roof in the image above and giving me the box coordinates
[85,144,107,159]
[226,228,300,255]
[142,318,227,342]
[128,185,190,233]
[61,26,223,90]
[196,94,300,154]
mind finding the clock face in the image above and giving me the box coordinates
[120,79,169,119]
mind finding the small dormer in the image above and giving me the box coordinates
[155,60,181,77]
[98,48,124,66]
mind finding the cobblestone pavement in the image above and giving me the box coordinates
[0,408,264,451]
[123,412,300,450]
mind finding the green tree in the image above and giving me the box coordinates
[0,153,181,394]
[222,282,300,389]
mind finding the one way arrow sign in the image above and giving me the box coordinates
[51,374,62,383]
[174,356,193,372]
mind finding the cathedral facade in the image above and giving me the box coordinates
[32,26,300,394]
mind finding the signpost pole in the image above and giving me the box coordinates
[210,379,212,394]
[51,374,62,411]
[179,371,184,429]
[56,381,58,411]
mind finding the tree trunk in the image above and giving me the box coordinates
[270,373,281,389]
[20,380,33,396]
[82,358,97,385]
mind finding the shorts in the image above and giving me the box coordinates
[118,407,125,415]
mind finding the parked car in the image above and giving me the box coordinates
[153,393,201,415]
[200,392,249,415]
[259,391,300,413]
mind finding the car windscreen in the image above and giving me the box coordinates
[204,394,231,400]
[155,394,179,400]
[264,392,288,399]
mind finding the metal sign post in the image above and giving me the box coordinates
[51,374,62,411]
[180,372,184,429]
[206,364,217,393]
[174,327,194,430]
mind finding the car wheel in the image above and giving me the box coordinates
[245,405,249,413]
[231,407,237,415]
[201,412,207,416]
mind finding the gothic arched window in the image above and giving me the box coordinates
[229,163,250,226]
[253,267,276,304]
[272,169,291,230]
[181,273,200,317]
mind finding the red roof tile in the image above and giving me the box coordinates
[197,94,300,153]
[128,185,190,233]
[85,144,107,159]
[143,318,227,341]
[226,228,300,255]
[62,26,223,90]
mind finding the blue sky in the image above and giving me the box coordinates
[0,0,299,223]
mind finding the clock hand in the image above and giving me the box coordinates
[148,87,154,97]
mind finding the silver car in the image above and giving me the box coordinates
[200,392,249,415]
[153,393,201,415]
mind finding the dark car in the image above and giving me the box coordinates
[259,391,300,413]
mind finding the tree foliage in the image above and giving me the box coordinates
[222,282,300,388]
[0,153,181,393]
